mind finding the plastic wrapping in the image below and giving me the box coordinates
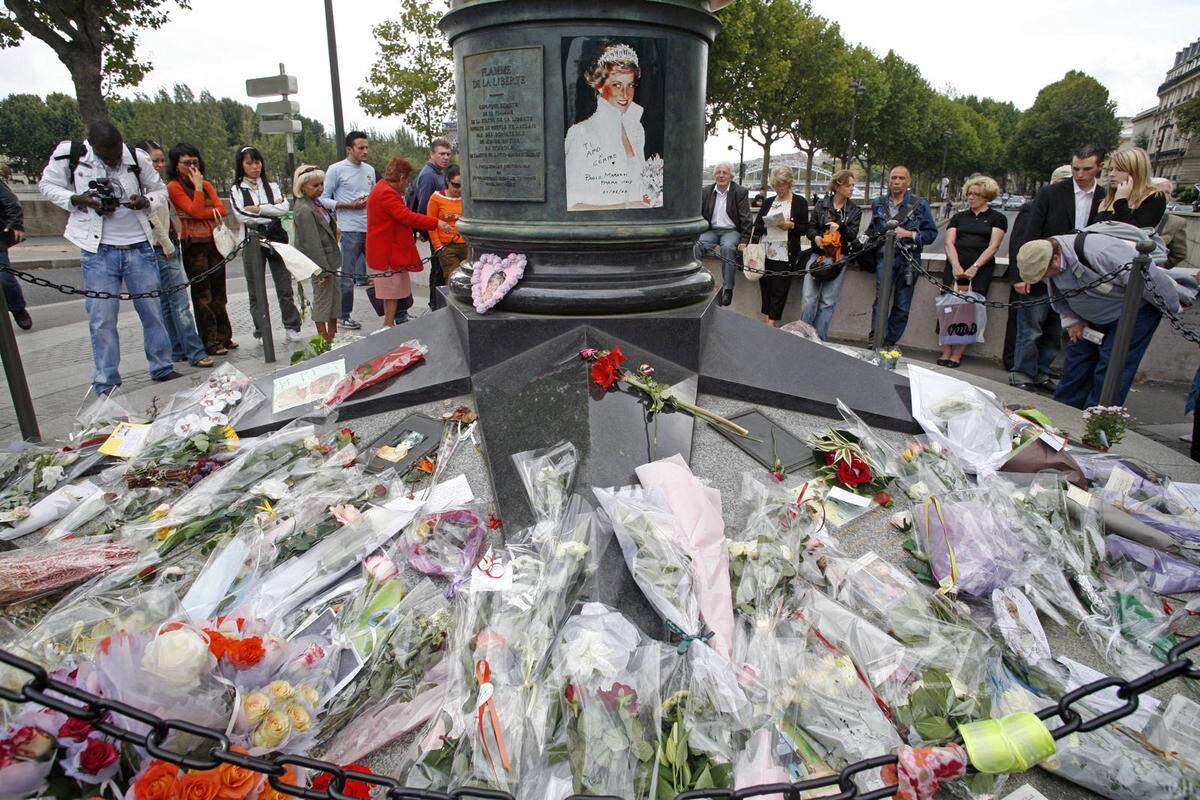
[0,535,137,604]
[914,492,1025,598]
[907,364,1013,476]
[1105,535,1200,594]
[511,441,578,526]
[320,340,427,409]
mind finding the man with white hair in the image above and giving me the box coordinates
[1152,177,1190,268]
[699,161,752,305]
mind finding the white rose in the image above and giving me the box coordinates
[38,465,65,490]
[555,541,589,559]
[141,628,211,687]
[889,511,913,531]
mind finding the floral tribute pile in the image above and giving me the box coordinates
[0,353,1198,800]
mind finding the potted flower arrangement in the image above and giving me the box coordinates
[878,348,902,370]
[1081,406,1134,451]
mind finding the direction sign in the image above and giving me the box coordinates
[246,74,297,98]
[256,100,300,116]
[259,119,302,135]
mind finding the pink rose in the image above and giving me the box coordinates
[364,553,399,582]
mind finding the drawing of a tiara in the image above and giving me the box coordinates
[597,43,639,68]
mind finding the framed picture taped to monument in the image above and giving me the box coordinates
[562,36,666,212]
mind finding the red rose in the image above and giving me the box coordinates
[835,455,871,487]
[226,637,266,669]
[564,684,586,706]
[310,764,373,800]
[824,451,835,466]
[58,716,94,742]
[76,737,119,775]
[873,491,893,508]
[597,683,641,715]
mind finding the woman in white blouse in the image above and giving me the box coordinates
[231,146,303,342]
[564,42,660,211]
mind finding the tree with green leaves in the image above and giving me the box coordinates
[358,0,454,146]
[785,12,850,197]
[0,92,83,177]
[0,0,189,128]
[858,51,932,195]
[713,0,807,190]
[1176,94,1200,141]
[959,95,1020,182]
[1011,70,1120,181]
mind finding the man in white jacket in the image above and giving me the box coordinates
[39,121,177,394]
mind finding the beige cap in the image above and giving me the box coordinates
[1050,164,1073,183]
[1018,240,1055,283]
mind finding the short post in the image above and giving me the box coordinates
[873,220,899,353]
[1097,239,1155,406]
[248,229,276,364]
[0,280,40,441]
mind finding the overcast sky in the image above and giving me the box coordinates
[0,0,1196,166]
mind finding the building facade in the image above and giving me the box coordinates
[1150,37,1200,187]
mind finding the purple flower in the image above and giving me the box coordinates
[579,348,599,360]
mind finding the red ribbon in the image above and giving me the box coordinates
[475,660,511,772]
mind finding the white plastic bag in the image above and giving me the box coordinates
[908,364,1012,476]
[264,241,322,282]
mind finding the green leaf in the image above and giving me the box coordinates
[190,434,211,453]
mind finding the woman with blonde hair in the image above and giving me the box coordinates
[938,174,1007,368]
[1097,147,1166,229]
[752,165,808,326]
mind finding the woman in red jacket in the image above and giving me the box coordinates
[366,158,452,326]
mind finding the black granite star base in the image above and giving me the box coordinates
[236,294,920,634]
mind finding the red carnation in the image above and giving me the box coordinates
[835,455,872,487]
[76,737,119,775]
[58,716,94,742]
[565,684,586,706]
[873,491,893,508]
[311,764,374,800]
[590,358,619,390]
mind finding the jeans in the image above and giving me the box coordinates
[154,247,207,364]
[697,229,741,290]
[1010,301,1060,384]
[800,266,848,340]
[0,251,26,312]
[1054,303,1161,409]
[244,236,301,336]
[80,242,174,393]
[869,251,915,345]
[339,230,367,318]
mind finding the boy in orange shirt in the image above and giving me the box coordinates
[426,164,467,307]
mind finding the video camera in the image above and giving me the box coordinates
[85,177,125,216]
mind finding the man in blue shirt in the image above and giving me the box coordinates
[866,165,938,347]
[412,137,452,309]
[320,131,376,330]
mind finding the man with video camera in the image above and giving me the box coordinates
[39,120,177,395]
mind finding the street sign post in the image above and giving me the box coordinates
[258,119,302,135]
[255,100,299,116]
[246,74,297,98]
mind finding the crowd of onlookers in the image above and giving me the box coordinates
[0,122,461,396]
[698,144,1196,411]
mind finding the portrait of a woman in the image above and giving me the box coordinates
[564,40,664,211]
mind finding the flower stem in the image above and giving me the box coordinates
[621,376,750,437]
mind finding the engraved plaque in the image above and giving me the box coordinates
[463,46,546,202]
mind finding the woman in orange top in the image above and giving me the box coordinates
[365,158,452,327]
[167,143,234,355]
[425,164,467,309]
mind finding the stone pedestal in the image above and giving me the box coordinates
[441,0,720,313]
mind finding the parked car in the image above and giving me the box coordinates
[1004,195,1026,210]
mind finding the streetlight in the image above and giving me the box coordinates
[844,77,863,170]
[324,0,346,154]
[728,128,746,183]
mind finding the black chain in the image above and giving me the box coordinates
[0,238,249,301]
[898,246,1135,310]
[1138,263,1200,345]
[697,229,888,279]
[1,634,1196,800]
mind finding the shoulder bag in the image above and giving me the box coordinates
[742,226,765,282]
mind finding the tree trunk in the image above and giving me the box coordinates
[66,49,110,129]
[863,159,872,199]
[760,142,772,193]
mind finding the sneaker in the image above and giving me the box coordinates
[284,329,305,343]
[11,309,31,330]
[152,370,183,382]
[340,318,363,330]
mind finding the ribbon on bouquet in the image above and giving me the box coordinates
[474,659,511,772]
[880,744,969,800]
[664,620,715,655]
[923,496,959,596]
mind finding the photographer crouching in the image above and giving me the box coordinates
[39,121,179,395]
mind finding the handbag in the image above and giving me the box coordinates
[742,227,765,282]
[240,185,290,244]
[935,289,986,345]
[808,229,844,284]
[212,218,238,258]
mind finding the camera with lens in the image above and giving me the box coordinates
[86,177,122,215]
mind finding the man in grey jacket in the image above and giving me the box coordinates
[1017,230,1182,408]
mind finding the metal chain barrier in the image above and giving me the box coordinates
[697,229,890,279]
[0,238,251,301]
[897,245,1135,310]
[1138,263,1200,345]
[1,634,1196,800]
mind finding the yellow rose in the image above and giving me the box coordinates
[239,691,270,728]
[266,680,295,701]
[252,711,291,749]
[284,702,312,732]
[297,684,319,707]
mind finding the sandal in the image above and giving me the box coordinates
[192,356,214,368]
[208,346,228,356]
[225,340,240,350]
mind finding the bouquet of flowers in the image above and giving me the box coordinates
[0,448,80,536]
[0,535,138,605]
[642,155,664,207]
[320,340,428,409]
[402,504,488,594]
[808,428,892,499]
[911,490,1026,598]
[511,441,578,528]
[1082,405,1135,451]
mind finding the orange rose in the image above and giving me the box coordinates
[134,760,180,800]
[214,759,263,800]
[170,770,221,800]
[205,630,229,660]
[227,637,266,669]
[251,765,297,800]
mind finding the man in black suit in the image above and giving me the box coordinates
[1007,145,1105,391]
[699,162,753,306]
